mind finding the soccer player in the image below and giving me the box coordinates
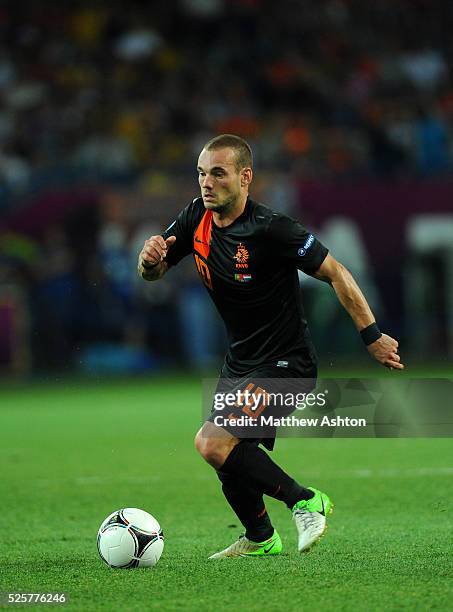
[138,134,404,559]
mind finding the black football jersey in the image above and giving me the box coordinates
[163,197,328,375]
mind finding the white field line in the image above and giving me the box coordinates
[25,466,453,487]
[342,467,453,478]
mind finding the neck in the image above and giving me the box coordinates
[212,193,248,228]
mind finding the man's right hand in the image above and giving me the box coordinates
[140,235,176,268]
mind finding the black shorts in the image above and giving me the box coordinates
[207,362,317,451]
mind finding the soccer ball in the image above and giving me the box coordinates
[97,508,164,568]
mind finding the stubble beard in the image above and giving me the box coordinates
[204,192,238,216]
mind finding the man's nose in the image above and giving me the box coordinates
[202,175,214,189]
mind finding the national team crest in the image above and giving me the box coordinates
[234,243,249,269]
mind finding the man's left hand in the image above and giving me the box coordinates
[367,334,404,370]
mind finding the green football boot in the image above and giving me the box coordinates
[292,487,333,552]
[208,530,282,559]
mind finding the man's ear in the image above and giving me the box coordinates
[241,168,253,187]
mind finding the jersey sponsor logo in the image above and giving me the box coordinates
[298,233,315,257]
[234,274,252,283]
[234,243,249,269]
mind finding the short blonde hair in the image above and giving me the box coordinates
[204,134,253,171]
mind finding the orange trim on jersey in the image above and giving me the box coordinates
[193,210,213,260]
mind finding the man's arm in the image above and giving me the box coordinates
[138,235,176,281]
[313,254,404,370]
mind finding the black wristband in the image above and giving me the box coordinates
[360,322,382,346]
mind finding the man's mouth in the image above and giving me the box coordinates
[204,193,216,200]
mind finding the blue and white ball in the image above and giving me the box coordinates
[97,508,164,568]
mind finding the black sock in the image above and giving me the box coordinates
[221,441,314,509]
[217,471,274,542]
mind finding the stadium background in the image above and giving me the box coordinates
[1,1,452,611]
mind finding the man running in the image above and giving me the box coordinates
[138,134,403,558]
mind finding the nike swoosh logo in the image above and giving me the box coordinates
[194,237,208,245]
[264,542,275,554]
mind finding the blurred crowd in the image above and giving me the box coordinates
[1,0,453,373]
[1,0,453,201]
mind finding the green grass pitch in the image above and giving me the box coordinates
[1,375,452,611]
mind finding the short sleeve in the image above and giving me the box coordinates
[162,199,202,267]
[269,213,328,274]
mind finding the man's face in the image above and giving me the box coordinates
[197,147,248,212]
